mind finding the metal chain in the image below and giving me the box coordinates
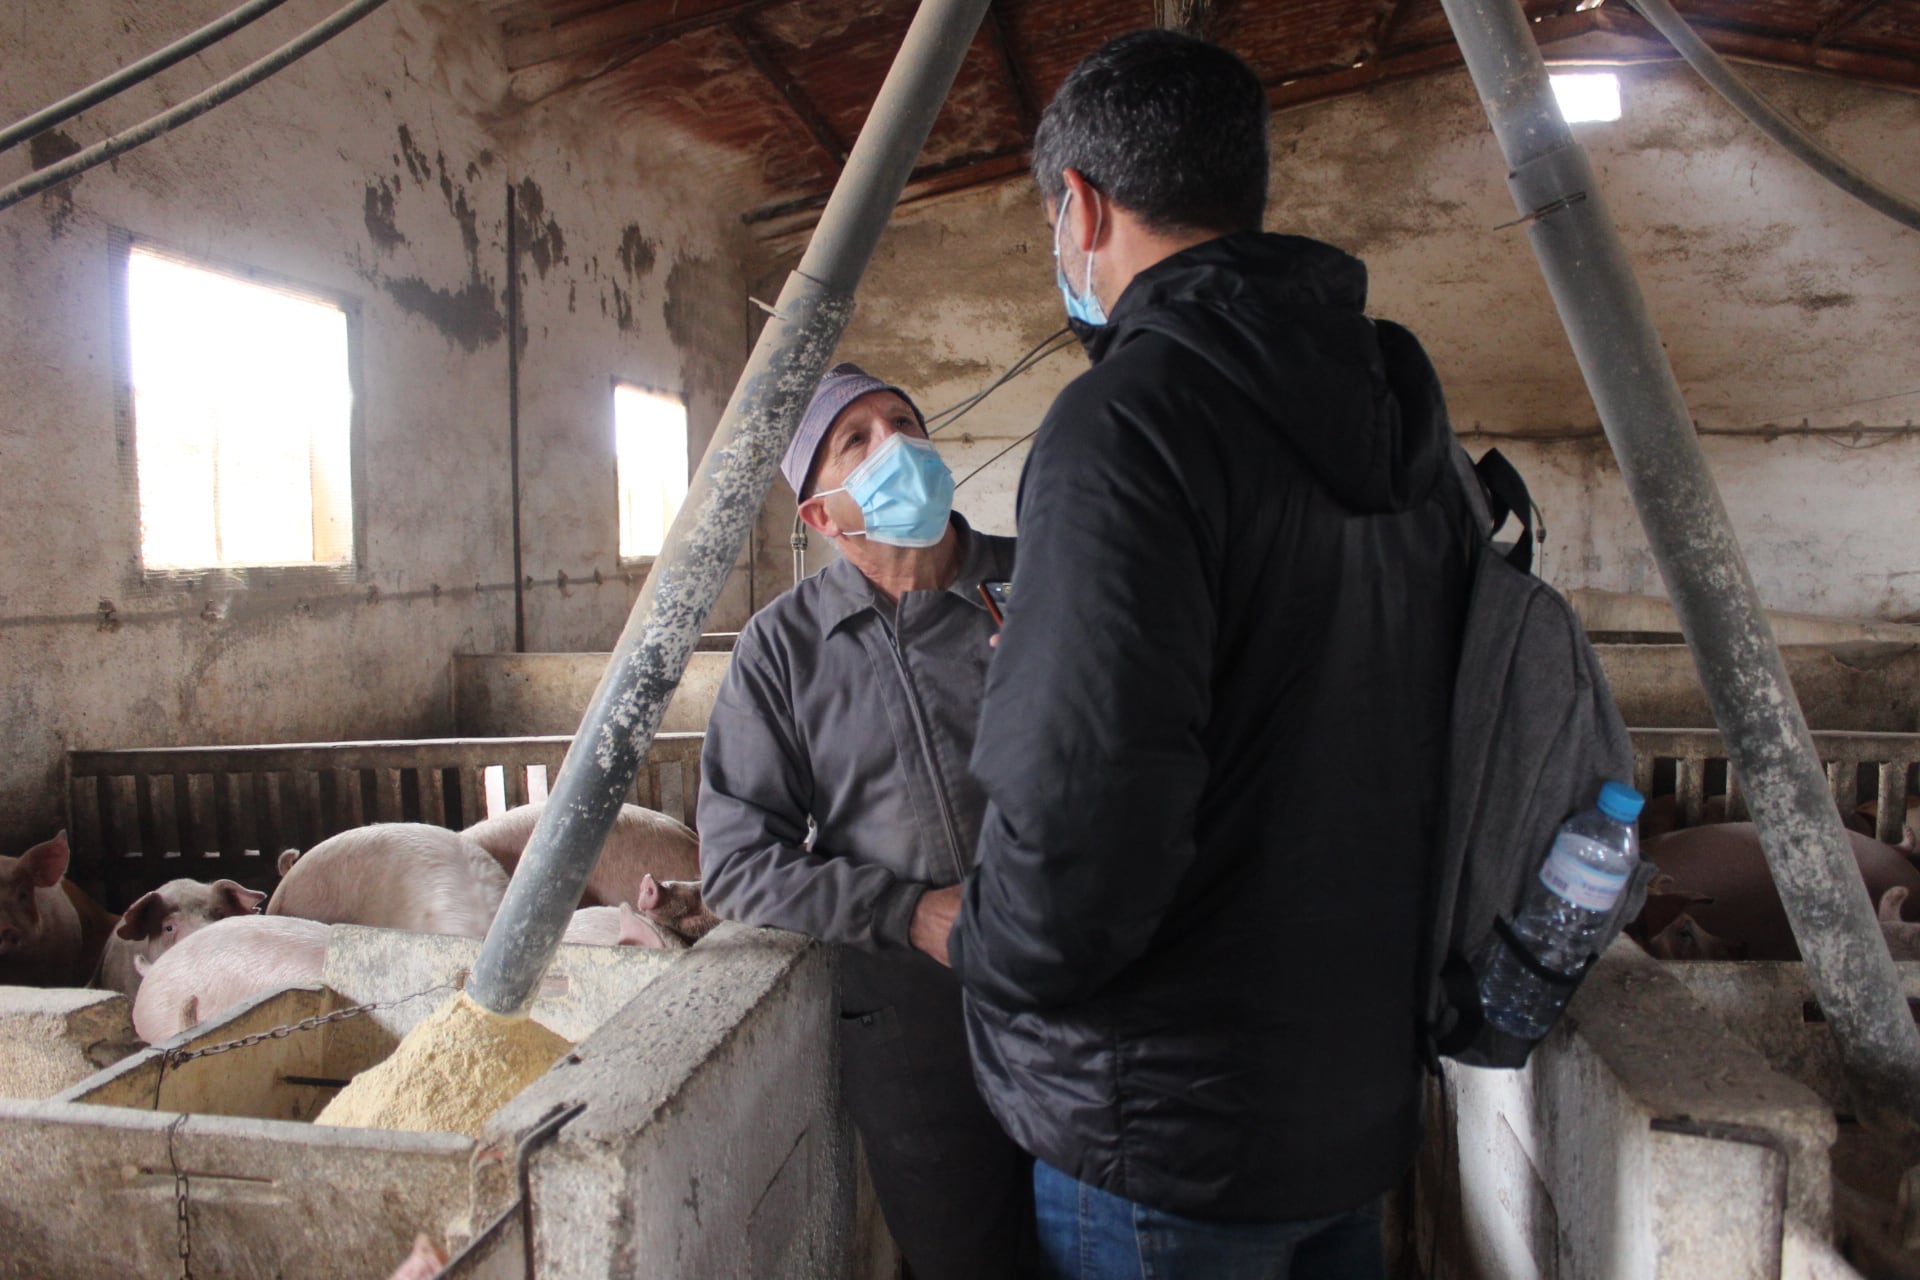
[145,978,460,1275]
[149,980,457,1110]
[164,1112,193,1280]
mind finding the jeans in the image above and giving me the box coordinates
[1032,1160,1385,1280]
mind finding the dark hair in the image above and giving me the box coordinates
[1031,30,1269,235]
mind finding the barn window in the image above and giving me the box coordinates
[126,245,355,571]
[1550,71,1622,124]
[614,382,689,560]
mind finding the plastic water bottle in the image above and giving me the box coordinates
[1477,781,1646,1040]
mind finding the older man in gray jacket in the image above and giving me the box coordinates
[698,363,1033,1280]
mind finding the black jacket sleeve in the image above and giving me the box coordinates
[950,369,1219,1010]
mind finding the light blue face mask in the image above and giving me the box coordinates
[1053,188,1107,327]
[814,431,955,548]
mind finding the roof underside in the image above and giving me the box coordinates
[483,0,1920,236]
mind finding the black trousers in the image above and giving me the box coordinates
[839,947,1039,1280]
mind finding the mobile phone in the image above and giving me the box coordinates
[978,579,1012,625]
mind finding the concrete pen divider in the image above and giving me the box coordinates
[0,924,681,1280]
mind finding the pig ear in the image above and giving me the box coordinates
[117,891,169,941]
[1881,886,1911,924]
[277,849,301,877]
[617,902,672,949]
[636,874,661,911]
[213,880,268,915]
[21,831,70,888]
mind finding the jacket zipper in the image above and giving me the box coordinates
[885,606,969,883]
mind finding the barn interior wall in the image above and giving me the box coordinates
[0,0,756,852]
[830,59,1919,615]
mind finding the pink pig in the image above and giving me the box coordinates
[266,823,507,938]
[100,878,267,999]
[131,914,329,1043]
[0,831,117,988]
[462,802,699,910]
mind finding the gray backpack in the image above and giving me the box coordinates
[1422,448,1649,1069]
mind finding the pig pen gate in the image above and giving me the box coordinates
[53,727,1920,906]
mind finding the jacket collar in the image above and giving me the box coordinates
[816,513,999,634]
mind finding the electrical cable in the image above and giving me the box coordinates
[927,327,1073,432]
[0,0,393,215]
[953,427,1040,491]
[1625,0,1920,235]
[0,0,297,156]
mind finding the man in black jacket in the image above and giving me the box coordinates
[938,30,1476,1279]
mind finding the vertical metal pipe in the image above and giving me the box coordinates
[466,0,994,1017]
[1438,0,1920,1132]
[507,183,526,654]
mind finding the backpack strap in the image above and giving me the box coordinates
[1473,449,1535,574]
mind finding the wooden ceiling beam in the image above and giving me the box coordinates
[502,0,780,71]
[729,17,851,166]
[983,2,1039,139]
[1812,0,1892,49]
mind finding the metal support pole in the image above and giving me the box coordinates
[466,0,994,1017]
[1440,0,1920,1134]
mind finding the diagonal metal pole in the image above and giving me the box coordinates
[1440,0,1920,1135]
[467,0,994,1018]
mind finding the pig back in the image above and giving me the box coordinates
[267,824,507,937]
[133,915,329,1043]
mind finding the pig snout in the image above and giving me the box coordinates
[386,1234,448,1280]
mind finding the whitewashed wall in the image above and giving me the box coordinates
[0,0,754,848]
[833,59,1920,614]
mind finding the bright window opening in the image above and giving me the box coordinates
[128,247,354,570]
[1550,71,1622,124]
[615,383,689,560]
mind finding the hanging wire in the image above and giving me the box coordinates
[927,327,1074,433]
[954,427,1041,491]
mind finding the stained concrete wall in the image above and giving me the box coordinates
[0,1,758,860]
[827,59,1920,615]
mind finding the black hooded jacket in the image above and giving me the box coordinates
[948,232,1476,1223]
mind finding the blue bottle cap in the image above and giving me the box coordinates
[1598,780,1645,822]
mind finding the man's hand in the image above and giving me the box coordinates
[910,883,964,966]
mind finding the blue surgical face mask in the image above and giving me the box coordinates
[814,431,954,548]
[1053,189,1106,328]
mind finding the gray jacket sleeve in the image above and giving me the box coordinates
[697,631,926,951]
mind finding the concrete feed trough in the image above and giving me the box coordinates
[1429,940,1920,1279]
[0,922,851,1279]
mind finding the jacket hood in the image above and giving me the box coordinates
[1091,232,1452,514]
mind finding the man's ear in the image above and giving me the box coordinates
[797,493,845,540]
[1060,168,1108,255]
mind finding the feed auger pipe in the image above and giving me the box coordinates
[1440,0,1920,1136]
[1625,0,1920,235]
[466,0,995,1018]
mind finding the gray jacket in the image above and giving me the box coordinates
[698,517,1017,954]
